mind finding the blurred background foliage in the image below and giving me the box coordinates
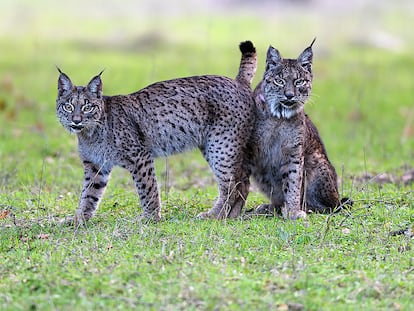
[0,0,413,196]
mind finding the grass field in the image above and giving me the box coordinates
[1,1,413,310]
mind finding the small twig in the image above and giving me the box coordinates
[321,213,333,242]
[164,157,170,204]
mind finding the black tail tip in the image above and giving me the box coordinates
[239,40,256,54]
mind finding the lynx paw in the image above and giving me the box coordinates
[197,211,216,220]
[244,204,281,217]
[59,216,76,227]
[254,204,276,216]
[282,207,307,220]
[58,213,88,228]
[74,211,91,227]
[197,206,230,220]
[137,211,162,223]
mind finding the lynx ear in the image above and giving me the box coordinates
[298,38,315,72]
[265,45,282,71]
[57,67,74,96]
[87,70,104,98]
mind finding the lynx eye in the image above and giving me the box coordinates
[273,78,285,87]
[62,103,74,113]
[294,79,306,87]
[82,103,94,113]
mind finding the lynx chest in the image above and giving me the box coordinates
[77,130,115,167]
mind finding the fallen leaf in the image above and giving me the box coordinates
[0,210,10,220]
[276,304,288,311]
[0,98,6,111]
[36,234,50,240]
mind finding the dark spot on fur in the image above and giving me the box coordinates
[86,195,99,202]
[93,182,107,189]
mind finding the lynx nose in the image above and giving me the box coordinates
[285,91,294,100]
[72,116,82,124]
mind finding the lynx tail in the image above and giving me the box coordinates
[236,40,257,86]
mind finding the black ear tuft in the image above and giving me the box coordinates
[309,37,316,49]
[265,45,282,71]
[87,72,103,98]
[97,69,105,77]
[57,68,73,96]
[298,39,315,72]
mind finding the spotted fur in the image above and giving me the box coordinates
[56,41,257,223]
[249,39,341,219]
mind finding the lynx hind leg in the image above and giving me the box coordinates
[198,172,250,220]
[305,167,340,213]
[221,172,250,219]
[247,171,285,217]
[198,140,250,219]
[245,203,305,219]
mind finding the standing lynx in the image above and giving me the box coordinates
[249,39,343,219]
[56,41,257,223]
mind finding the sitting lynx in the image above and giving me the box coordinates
[249,39,344,219]
[56,41,257,223]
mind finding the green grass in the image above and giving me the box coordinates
[1,1,414,310]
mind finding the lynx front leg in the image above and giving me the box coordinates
[281,153,307,220]
[75,161,112,224]
[126,153,161,222]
